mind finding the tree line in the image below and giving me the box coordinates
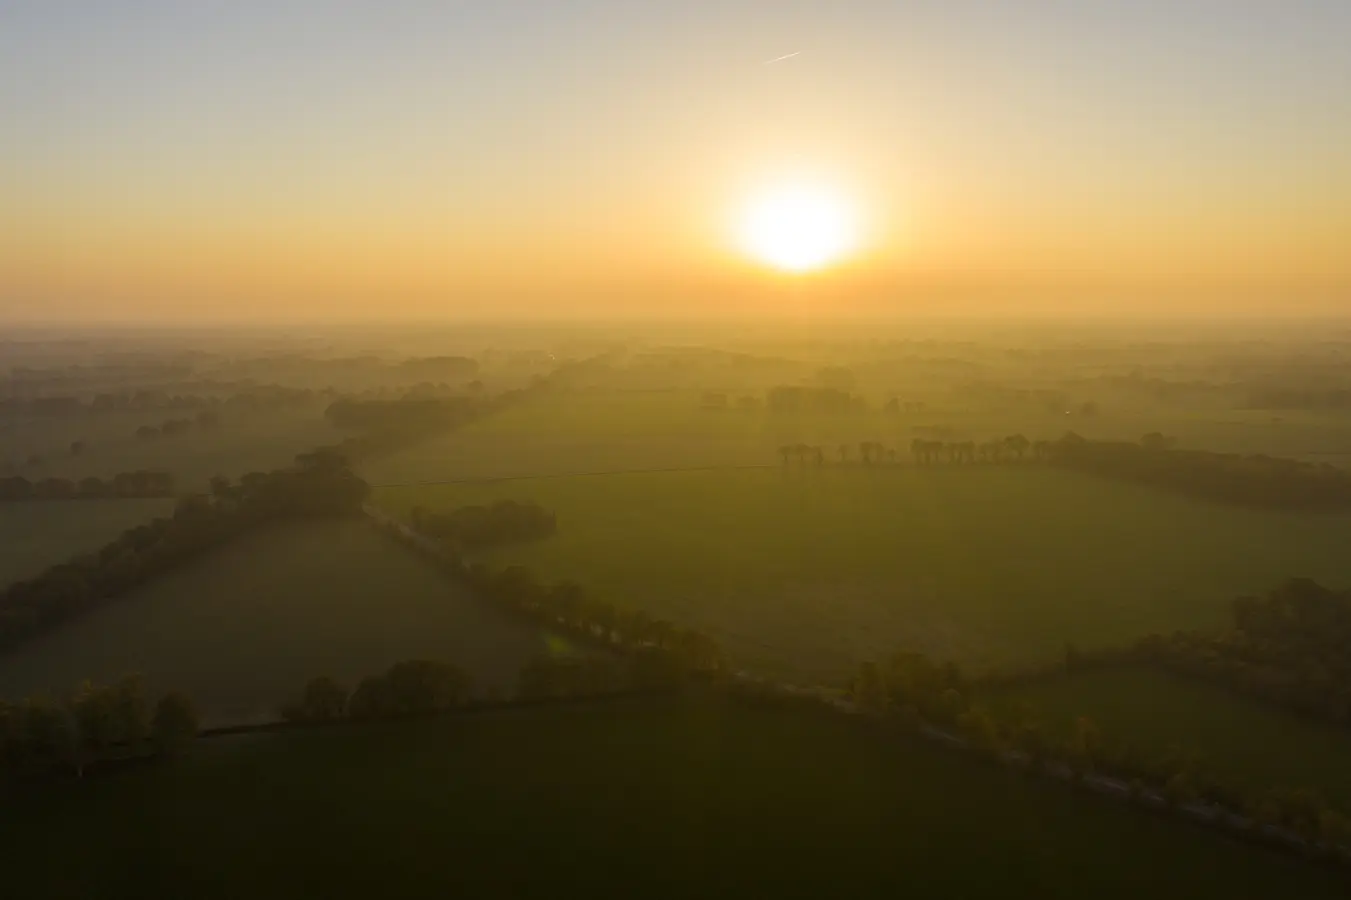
[1,676,199,783]
[1126,578,1351,726]
[409,500,557,548]
[0,469,176,502]
[0,451,370,654]
[848,649,1351,857]
[376,517,724,677]
[774,428,1351,511]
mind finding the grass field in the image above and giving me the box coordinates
[374,466,1351,683]
[985,667,1351,809]
[0,498,174,587]
[0,517,573,725]
[3,696,1346,899]
[0,405,345,491]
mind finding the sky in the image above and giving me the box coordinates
[1,0,1348,321]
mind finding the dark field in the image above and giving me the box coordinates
[0,517,575,725]
[4,696,1348,899]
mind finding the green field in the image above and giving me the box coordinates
[0,498,174,587]
[1,405,345,492]
[3,696,1344,899]
[374,466,1351,683]
[986,667,1351,809]
[0,518,572,725]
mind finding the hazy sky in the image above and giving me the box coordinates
[2,1,1348,321]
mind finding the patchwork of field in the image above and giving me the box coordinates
[986,667,1351,809]
[0,518,573,725]
[0,498,175,587]
[4,697,1345,899]
[375,466,1351,683]
[0,405,345,491]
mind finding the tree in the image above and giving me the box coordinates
[290,677,348,722]
[1004,434,1030,459]
[69,440,87,457]
[151,693,199,756]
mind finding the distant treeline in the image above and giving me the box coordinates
[0,470,175,501]
[409,501,557,547]
[1044,433,1351,510]
[0,384,317,418]
[0,451,369,654]
[322,355,607,463]
[766,385,860,415]
[773,428,1351,511]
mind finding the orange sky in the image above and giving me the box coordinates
[2,3,1348,321]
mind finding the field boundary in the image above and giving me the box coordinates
[370,463,776,488]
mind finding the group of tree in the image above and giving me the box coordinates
[134,409,219,441]
[848,649,1351,855]
[1044,432,1351,510]
[0,676,199,783]
[1129,578,1351,726]
[775,434,1033,467]
[410,501,557,548]
[0,451,369,653]
[0,469,175,502]
[282,660,473,723]
[0,386,313,420]
[766,385,860,415]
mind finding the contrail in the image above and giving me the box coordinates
[763,51,800,65]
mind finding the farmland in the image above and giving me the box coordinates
[0,498,174,587]
[0,404,346,492]
[0,517,573,725]
[4,695,1347,899]
[374,465,1351,683]
[986,667,1351,809]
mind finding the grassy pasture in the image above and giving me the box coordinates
[985,667,1351,809]
[2,696,1345,899]
[374,466,1351,683]
[0,498,174,587]
[0,405,345,491]
[0,517,573,725]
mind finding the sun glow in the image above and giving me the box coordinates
[738,182,859,273]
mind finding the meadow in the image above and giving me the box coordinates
[0,498,175,587]
[375,465,1351,683]
[986,667,1351,810]
[3,695,1346,899]
[0,517,573,725]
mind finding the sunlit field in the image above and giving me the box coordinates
[0,518,573,725]
[3,696,1345,900]
[0,498,175,587]
[986,667,1351,810]
[374,465,1351,683]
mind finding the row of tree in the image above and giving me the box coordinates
[1128,578,1351,725]
[0,384,318,419]
[134,409,220,441]
[774,428,1351,511]
[409,501,557,548]
[848,649,1351,855]
[0,452,370,653]
[0,470,175,502]
[0,676,199,782]
[378,520,724,675]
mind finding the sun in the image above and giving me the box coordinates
[738,182,859,273]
